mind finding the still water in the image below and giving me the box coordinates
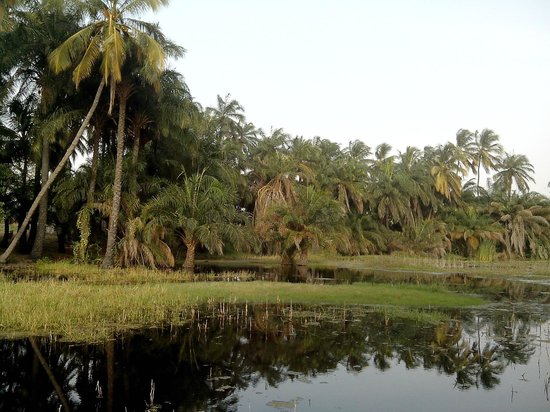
[1,302,550,411]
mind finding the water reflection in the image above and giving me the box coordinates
[1,303,550,411]
[199,263,550,302]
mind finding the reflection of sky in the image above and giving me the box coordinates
[237,324,550,411]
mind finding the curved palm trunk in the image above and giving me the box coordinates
[0,79,105,264]
[30,135,50,259]
[29,337,71,412]
[183,240,196,272]
[101,87,130,269]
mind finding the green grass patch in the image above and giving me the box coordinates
[0,278,484,342]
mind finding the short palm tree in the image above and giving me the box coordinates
[445,207,504,257]
[490,194,550,257]
[145,172,254,271]
[266,186,346,265]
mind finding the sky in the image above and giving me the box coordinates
[147,0,550,194]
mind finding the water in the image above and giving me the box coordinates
[198,262,550,302]
[2,303,550,411]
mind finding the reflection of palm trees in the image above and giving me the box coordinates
[1,304,547,409]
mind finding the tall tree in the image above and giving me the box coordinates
[492,153,534,200]
[48,0,178,268]
[474,129,503,196]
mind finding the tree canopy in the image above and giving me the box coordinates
[1,1,549,268]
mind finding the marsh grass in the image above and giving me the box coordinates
[0,277,484,341]
[0,260,255,284]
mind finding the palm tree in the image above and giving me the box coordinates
[430,143,463,204]
[492,153,534,200]
[474,129,503,195]
[445,206,504,257]
[145,172,254,271]
[266,186,346,265]
[51,0,180,268]
[0,0,18,32]
[1,0,175,263]
[490,194,550,257]
[454,129,477,176]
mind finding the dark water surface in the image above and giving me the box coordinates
[2,302,550,411]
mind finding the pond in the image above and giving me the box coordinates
[198,262,550,302]
[2,302,550,411]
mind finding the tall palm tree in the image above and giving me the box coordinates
[1,0,175,263]
[51,0,179,268]
[454,129,477,176]
[429,143,463,204]
[474,129,503,195]
[492,153,534,200]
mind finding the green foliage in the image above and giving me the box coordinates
[1,1,548,267]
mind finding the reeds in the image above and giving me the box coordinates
[0,276,484,342]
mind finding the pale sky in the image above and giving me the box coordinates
[148,0,550,194]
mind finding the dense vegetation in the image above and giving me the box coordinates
[1,0,549,270]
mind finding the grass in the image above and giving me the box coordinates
[0,275,485,342]
[1,260,255,284]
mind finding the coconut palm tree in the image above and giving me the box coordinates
[145,172,254,271]
[50,0,181,268]
[454,129,477,176]
[492,153,534,200]
[0,0,176,264]
[474,129,503,196]
[430,143,463,204]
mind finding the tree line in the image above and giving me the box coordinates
[1,0,549,270]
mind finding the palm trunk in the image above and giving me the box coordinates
[88,125,101,204]
[30,135,50,259]
[106,340,115,412]
[0,79,105,264]
[27,162,41,251]
[1,218,9,247]
[17,156,30,253]
[129,126,140,198]
[75,126,101,262]
[296,248,309,266]
[29,337,71,412]
[183,240,196,272]
[281,249,295,265]
[101,87,129,269]
[476,159,481,196]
